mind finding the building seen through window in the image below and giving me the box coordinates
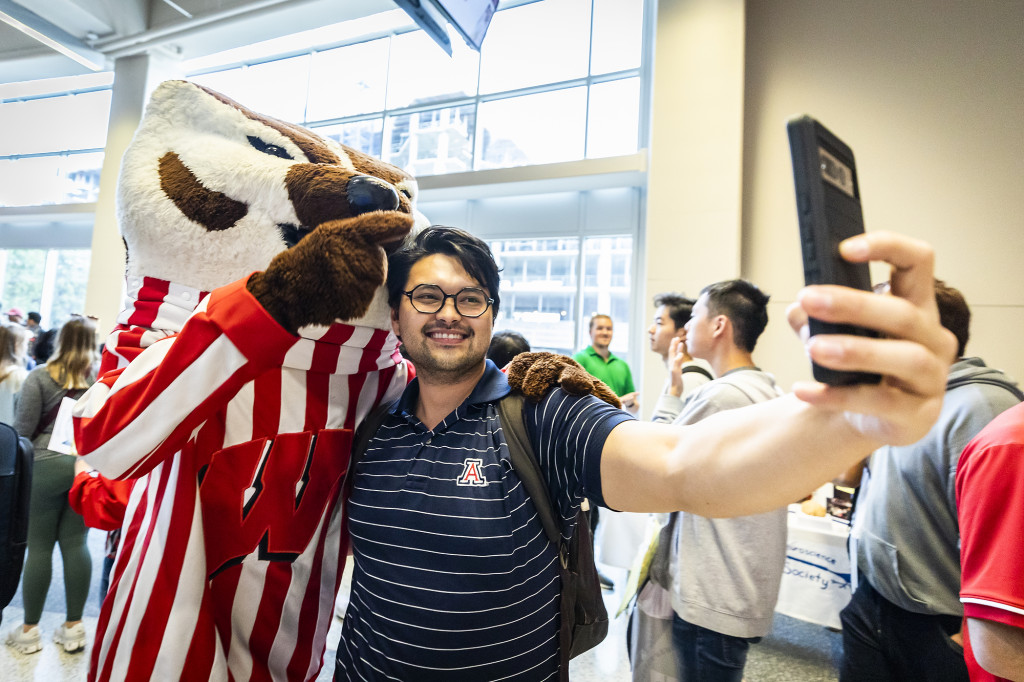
[490,235,633,364]
[187,0,644,176]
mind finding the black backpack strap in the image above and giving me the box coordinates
[497,392,609,678]
[350,400,398,469]
[680,364,713,381]
[32,387,86,441]
[341,399,398,552]
[496,393,561,547]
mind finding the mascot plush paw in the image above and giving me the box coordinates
[74,80,422,682]
[507,352,622,408]
[248,211,414,333]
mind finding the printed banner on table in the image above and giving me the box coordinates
[774,507,852,630]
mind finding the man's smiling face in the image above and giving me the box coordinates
[589,316,614,350]
[391,253,494,381]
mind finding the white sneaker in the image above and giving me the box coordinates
[54,622,86,653]
[5,624,42,654]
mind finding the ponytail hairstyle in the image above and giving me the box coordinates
[46,315,99,389]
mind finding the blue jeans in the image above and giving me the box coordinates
[839,578,968,682]
[99,555,115,603]
[671,613,758,682]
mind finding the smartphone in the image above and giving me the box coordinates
[787,115,880,385]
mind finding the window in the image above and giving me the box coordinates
[478,0,591,93]
[0,249,90,328]
[307,39,390,119]
[184,0,647,177]
[191,55,311,123]
[488,231,632,362]
[1,2,649,374]
[313,119,384,158]
[591,0,645,75]
[476,88,587,168]
[384,105,475,175]
[587,77,642,159]
[386,31,478,109]
[0,83,112,207]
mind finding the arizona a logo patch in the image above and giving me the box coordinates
[457,458,487,486]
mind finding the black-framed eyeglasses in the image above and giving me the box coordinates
[403,284,493,318]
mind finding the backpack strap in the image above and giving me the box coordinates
[349,400,398,470]
[496,393,562,548]
[680,364,713,381]
[497,392,609,677]
[32,387,86,441]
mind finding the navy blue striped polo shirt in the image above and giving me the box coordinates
[336,360,631,681]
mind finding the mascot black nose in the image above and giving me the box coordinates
[347,175,400,215]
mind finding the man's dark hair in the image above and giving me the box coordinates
[487,330,530,368]
[32,326,58,363]
[27,311,41,325]
[700,279,770,353]
[934,279,970,357]
[653,292,696,330]
[387,226,501,318]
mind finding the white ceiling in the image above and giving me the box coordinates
[0,0,395,85]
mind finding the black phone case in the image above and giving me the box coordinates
[788,115,880,385]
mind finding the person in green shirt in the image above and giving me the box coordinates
[573,314,638,413]
[573,313,638,589]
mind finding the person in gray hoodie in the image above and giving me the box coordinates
[649,279,786,681]
[838,279,1022,682]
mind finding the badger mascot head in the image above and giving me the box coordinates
[104,79,422,371]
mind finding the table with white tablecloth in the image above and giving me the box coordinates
[774,506,852,630]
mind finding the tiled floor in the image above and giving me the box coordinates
[1,530,840,681]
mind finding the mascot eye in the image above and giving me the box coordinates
[400,188,413,199]
[247,135,293,160]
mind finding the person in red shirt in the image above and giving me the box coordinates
[956,401,1024,681]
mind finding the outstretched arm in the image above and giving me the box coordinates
[600,232,955,517]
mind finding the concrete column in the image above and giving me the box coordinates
[638,0,746,416]
[83,52,179,333]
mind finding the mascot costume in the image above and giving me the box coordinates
[73,80,616,681]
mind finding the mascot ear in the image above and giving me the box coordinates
[506,352,621,408]
[247,211,414,334]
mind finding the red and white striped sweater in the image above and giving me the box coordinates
[98,275,210,377]
[75,278,408,681]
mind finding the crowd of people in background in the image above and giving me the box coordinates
[0,250,1021,682]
